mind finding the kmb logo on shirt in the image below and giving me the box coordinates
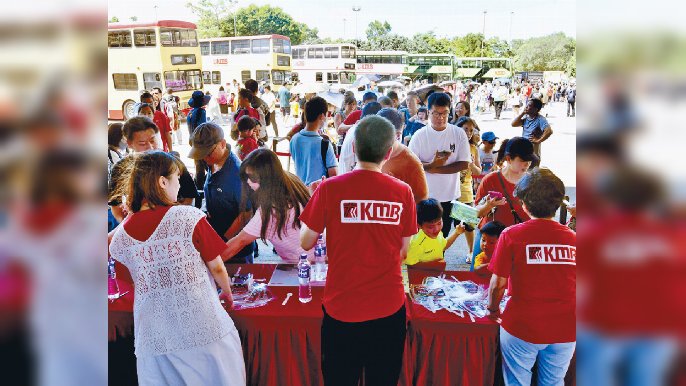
[340,200,403,225]
[526,244,576,265]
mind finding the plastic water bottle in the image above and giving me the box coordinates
[314,234,328,281]
[298,253,312,303]
[108,257,120,300]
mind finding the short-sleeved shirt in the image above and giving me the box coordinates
[521,114,550,139]
[337,124,358,175]
[408,123,471,202]
[108,154,198,206]
[381,145,428,203]
[187,107,207,135]
[488,219,576,344]
[405,229,446,265]
[243,206,314,263]
[479,148,497,174]
[459,144,478,203]
[299,170,417,322]
[473,251,490,267]
[204,151,254,258]
[474,172,529,228]
[236,137,258,160]
[289,130,337,186]
[278,87,291,107]
[121,205,227,262]
[342,109,362,125]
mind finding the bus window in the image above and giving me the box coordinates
[108,31,132,48]
[200,42,210,56]
[293,48,304,59]
[202,71,212,84]
[315,48,323,59]
[339,72,356,84]
[241,70,251,83]
[112,73,138,90]
[143,73,163,91]
[212,71,221,84]
[171,54,197,65]
[273,39,291,54]
[327,72,339,83]
[316,72,323,82]
[164,70,202,91]
[232,40,250,55]
[252,39,270,54]
[161,28,198,47]
[134,30,156,47]
[211,41,230,55]
[277,55,290,67]
[324,47,339,59]
[272,70,285,85]
[256,70,270,83]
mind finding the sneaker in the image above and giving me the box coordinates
[465,256,472,264]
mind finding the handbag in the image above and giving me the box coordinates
[495,171,524,224]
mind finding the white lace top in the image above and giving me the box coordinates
[109,205,233,357]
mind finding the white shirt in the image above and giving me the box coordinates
[261,91,276,112]
[337,123,358,175]
[408,123,471,202]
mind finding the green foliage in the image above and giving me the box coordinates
[186,0,232,38]
[108,16,119,23]
[513,32,575,72]
[130,16,138,22]
[365,20,391,40]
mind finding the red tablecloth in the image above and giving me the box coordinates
[403,268,500,386]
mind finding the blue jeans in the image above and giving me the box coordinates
[577,327,677,386]
[500,327,575,386]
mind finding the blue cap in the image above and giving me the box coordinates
[481,131,498,142]
[362,91,378,102]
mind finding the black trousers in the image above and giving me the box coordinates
[494,100,504,119]
[441,201,457,238]
[321,304,406,386]
[567,101,576,116]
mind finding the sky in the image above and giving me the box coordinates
[108,0,576,41]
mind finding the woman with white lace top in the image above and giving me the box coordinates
[108,151,246,385]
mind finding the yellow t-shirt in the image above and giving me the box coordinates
[459,144,478,203]
[474,251,490,267]
[405,229,447,265]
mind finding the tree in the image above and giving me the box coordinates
[513,33,575,72]
[218,5,316,44]
[186,0,233,38]
[129,16,138,22]
[365,20,391,40]
[109,16,119,23]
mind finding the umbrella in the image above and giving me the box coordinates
[496,77,512,84]
[290,82,330,95]
[395,76,411,81]
[352,75,371,88]
[317,91,345,107]
[413,84,445,103]
[439,80,457,87]
[377,80,404,88]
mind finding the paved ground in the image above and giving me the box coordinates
[170,99,576,270]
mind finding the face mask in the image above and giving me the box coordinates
[119,138,127,151]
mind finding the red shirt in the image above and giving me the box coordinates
[153,111,172,152]
[489,219,576,343]
[299,170,417,322]
[121,205,227,263]
[342,109,362,125]
[578,212,686,335]
[236,136,259,160]
[475,172,530,228]
[234,107,260,122]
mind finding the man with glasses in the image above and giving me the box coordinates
[188,122,255,263]
[408,92,471,238]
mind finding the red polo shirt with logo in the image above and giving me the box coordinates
[489,219,576,343]
[300,170,417,322]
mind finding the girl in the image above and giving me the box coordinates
[108,151,246,385]
[223,149,314,263]
[456,117,482,264]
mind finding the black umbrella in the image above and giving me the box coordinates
[413,84,445,104]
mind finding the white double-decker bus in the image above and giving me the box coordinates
[199,34,292,94]
[291,43,357,89]
[108,20,203,120]
[356,50,408,80]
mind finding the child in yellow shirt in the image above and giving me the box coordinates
[405,199,464,268]
[473,221,506,275]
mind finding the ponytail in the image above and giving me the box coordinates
[496,138,510,165]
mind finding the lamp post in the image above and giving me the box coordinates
[229,0,238,37]
[343,18,347,38]
[352,6,361,41]
[509,11,514,44]
[481,10,487,58]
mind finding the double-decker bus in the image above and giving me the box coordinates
[454,57,513,81]
[200,35,292,94]
[108,20,203,120]
[356,50,408,80]
[291,43,356,89]
[404,53,455,83]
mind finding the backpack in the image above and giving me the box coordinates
[320,135,332,177]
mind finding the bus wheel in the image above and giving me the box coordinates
[123,100,136,120]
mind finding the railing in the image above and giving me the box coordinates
[271,136,292,172]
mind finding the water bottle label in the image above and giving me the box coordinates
[314,247,322,258]
[298,265,310,279]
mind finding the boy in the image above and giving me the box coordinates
[479,131,498,174]
[405,199,463,269]
[473,221,506,275]
[235,116,259,160]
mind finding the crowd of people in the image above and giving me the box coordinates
[107,74,576,385]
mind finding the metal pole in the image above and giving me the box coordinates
[343,18,346,38]
[481,11,487,58]
[233,14,237,36]
[509,11,514,44]
[352,6,361,41]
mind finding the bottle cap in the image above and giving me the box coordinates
[300,253,308,259]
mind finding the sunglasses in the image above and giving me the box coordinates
[245,172,259,183]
